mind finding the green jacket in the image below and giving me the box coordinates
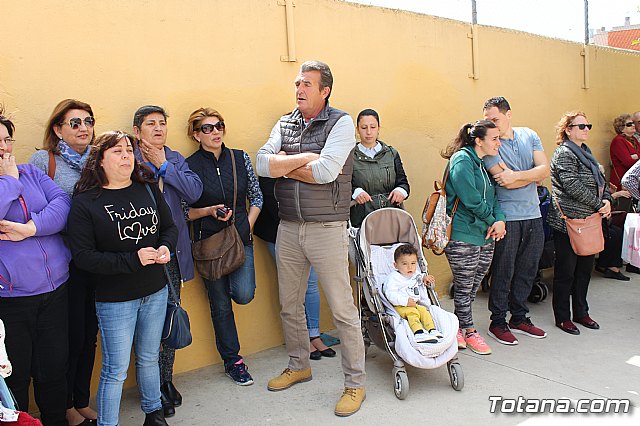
[445,146,505,246]
[350,141,410,227]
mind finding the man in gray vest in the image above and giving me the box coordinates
[256,60,365,417]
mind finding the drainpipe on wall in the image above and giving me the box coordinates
[468,24,479,80]
[279,0,297,62]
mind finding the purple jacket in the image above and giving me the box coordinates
[0,164,71,297]
[135,146,203,281]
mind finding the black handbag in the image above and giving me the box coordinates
[144,184,193,350]
[161,269,192,350]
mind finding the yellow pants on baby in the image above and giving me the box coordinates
[394,304,435,333]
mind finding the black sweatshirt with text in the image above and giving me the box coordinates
[68,182,178,302]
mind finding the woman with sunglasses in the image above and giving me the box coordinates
[29,99,99,425]
[68,131,178,426]
[350,109,410,227]
[610,113,640,191]
[548,112,611,336]
[184,108,262,386]
[0,106,72,426]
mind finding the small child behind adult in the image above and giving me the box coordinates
[384,244,443,343]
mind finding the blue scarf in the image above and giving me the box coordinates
[563,139,605,199]
[58,140,90,171]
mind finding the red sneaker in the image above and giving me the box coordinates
[508,318,547,338]
[488,323,518,345]
[457,329,466,349]
[464,331,492,355]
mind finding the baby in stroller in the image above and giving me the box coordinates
[384,244,443,343]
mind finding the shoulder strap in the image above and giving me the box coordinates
[144,183,180,304]
[47,151,56,179]
[230,149,238,219]
[441,161,460,215]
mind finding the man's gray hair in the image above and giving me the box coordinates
[300,60,333,100]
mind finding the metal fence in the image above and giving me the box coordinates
[346,0,640,51]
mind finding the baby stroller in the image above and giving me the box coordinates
[351,208,463,400]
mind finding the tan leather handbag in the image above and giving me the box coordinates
[192,151,245,281]
[555,199,604,256]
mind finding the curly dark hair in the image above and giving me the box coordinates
[74,130,154,195]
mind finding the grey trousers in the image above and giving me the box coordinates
[276,220,366,388]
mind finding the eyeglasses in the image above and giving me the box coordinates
[61,117,96,130]
[568,123,593,130]
[625,122,635,128]
[1,138,15,146]
[196,122,225,134]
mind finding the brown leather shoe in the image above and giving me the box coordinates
[573,316,600,329]
[267,368,312,391]
[556,320,580,335]
[335,387,366,417]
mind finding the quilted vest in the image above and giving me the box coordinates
[275,105,354,222]
[186,146,251,245]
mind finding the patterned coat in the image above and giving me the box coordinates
[548,142,612,234]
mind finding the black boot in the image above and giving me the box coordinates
[161,381,182,407]
[160,392,175,418]
[143,409,169,426]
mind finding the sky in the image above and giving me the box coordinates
[344,0,640,43]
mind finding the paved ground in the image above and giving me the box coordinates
[119,272,640,425]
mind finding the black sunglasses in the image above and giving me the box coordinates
[625,122,635,128]
[568,123,592,130]
[197,122,225,134]
[62,117,95,130]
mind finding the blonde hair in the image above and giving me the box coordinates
[186,107,225,142]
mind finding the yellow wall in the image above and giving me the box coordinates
[3,0,640,389]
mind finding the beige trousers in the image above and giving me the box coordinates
[276,220,366,388]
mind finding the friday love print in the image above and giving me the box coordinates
[103,203,158,244]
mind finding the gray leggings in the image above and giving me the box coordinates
[445,240,495,330]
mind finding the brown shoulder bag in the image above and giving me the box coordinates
[191,150,246,281]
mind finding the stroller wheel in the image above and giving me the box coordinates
[393,370,409,400]
[528,282,544,304]
[449,362,464,391]
[539,282,548,302]
[481,273,491,292]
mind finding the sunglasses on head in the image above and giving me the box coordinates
[568,123,592,130]
[625,122,635,128]
[197,121,225,134]
[62,117,95,130]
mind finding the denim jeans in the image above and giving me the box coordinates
[95,286,168,426]
[266,242,320,337]
[203,244,256,370]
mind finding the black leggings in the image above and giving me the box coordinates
[66,262,98,409]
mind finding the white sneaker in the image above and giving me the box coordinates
[414,331,438,343]
[429,329,444,339]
